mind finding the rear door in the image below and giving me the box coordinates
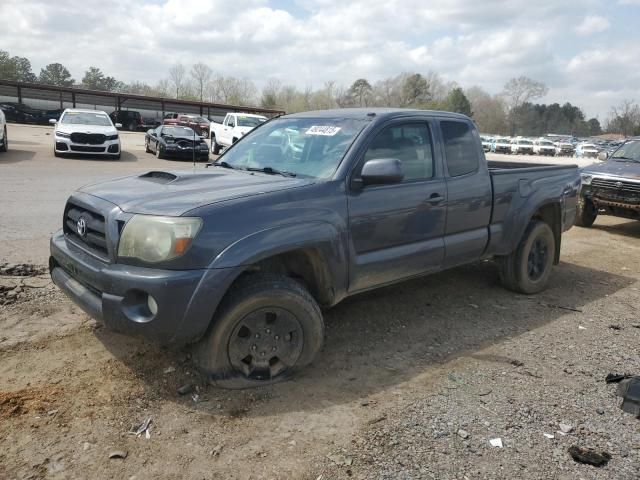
[348,119,447,292]
[439,119,492,267]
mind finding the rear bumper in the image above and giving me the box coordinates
[50,230,240,345]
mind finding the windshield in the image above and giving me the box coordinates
[540,141,553,146]
[237,116,267,127]
[611,140,640,162]
[194,117,209,123]
[518,140,533,145]
[162,126,195,136]
[220,117,369,178]
[61,111,112,126]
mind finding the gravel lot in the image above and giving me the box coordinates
[0,124,638,479]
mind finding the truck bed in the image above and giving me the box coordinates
[484,160,580,258]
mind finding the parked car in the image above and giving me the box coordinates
[176,115,211,138]
[480,136,492,152]
[575,143,599,159]
[110,110,144,131]
[491,137,512,154]
[533,138,556,156]
[0,108,7,152]
[576,139,640,227]
[51,109,122,159]
[0,102,60,124]
[50,108,580,388]
[511,138,534,155]
[144,125,209,161]
[554,140,575,157]
[210,112,267,154]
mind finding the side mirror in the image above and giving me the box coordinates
[115,123,123,129]
[597,151,608,161]
[49,118,57,125]
[360,158,404,186]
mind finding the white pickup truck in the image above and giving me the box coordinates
[210,112,268,154]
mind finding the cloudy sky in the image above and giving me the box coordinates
[1,0,638,118]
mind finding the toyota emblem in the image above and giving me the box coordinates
[615,181,624,189]
[76,217,87,237]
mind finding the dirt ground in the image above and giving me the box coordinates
[0,124,639,479]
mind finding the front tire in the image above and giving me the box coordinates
[575,197,597,228]
[498,220,556,294]
[194,273,324,389]
[212,136,221,155]
[155,146,165,159]
[0,126,7,152]
[145,139,151,153]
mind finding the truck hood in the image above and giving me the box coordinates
[79,169,314,216]
[583,159,640,181]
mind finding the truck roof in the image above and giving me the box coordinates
[284,108,472,121]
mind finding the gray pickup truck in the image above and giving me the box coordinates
[50,109,580,388]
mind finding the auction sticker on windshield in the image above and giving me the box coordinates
[306,126,341,136]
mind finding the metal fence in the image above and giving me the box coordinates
[0,80,284,123]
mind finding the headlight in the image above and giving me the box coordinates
[118,215,202,263]
[56,131,70,138]
[106,134,119,140]
[581,174,593,185]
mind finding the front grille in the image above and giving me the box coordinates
[175,139,194,149]
[70,133,106,145]
[64,202,108,256]
[70,145,106,152]
[592,178,640,194]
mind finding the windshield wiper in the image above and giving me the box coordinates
[243,166,297,177]
[208,160,236,169]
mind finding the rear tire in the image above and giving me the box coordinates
[194,273,324,389]
[575,197,597,228]
[498,220,556,294]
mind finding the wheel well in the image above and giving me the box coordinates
[237,249,334,307]
[531,203,561,264]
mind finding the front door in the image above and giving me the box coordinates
[348,120,447,292]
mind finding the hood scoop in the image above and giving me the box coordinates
[139,171,178,184]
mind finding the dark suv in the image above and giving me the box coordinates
[110,111,144,131]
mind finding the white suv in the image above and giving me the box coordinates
[51,109,122,159]
[0,108,7,153]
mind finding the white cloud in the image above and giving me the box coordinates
[0,0,636,117]
[574,15,610,35]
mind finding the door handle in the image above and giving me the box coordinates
[425,193,445,205]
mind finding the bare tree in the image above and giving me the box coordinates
[606,99,640,137]
[213,75,257,106]
[191,63,212,102]
[155,79,170,97]
[502,76,548,134]
[168,63,186,98]
[261,78,282,109]
[466,86,508,134]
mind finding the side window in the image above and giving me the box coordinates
[363,123,434,181]
[440,121,479,177]
[228,116,236,128]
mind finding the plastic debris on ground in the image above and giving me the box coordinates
[130,417,152,437]
[489,438,503,448]
[616,376,640,418]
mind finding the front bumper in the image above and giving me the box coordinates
[50,230,240,345]
[55,136,120,155]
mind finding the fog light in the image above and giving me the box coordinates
[147,294,158,316]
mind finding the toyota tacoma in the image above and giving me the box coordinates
[50,109,580,388]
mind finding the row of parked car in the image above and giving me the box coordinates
[480,135,623,159]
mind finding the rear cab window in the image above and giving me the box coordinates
[440,120,480,177]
